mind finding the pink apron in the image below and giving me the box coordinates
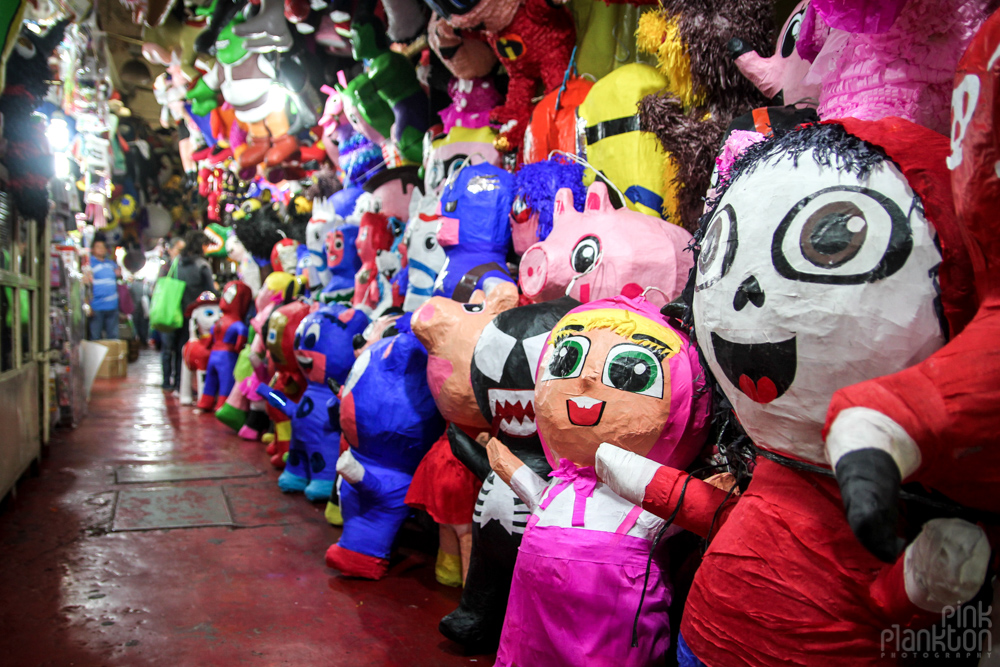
[494,464,672,667]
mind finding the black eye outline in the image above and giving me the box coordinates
[15,36,35,60]
[694,204,738,293]
[541,335,591,381]
[423,235,437,251]
[463,302,484,313]
[444,155,467,179]
[771,185,913,285]
[781,9,806,59]
[444,199,458,213]
[570,235,601,274]
[600,343,664,399]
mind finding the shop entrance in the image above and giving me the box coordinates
[0,189,49,499]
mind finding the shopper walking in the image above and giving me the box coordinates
[86,235,121,340]
[129,276,149,344]
[158,237,185,389]
[162,231,215,392]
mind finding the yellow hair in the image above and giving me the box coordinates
[551,308,682,360]
[294,195,312,215]
[263,271,298,297]
[441,125,497,146]
[636,12,703,110]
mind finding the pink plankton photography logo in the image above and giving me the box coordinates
[881,603,992,660]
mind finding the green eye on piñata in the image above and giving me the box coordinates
[543,335,591,380]
[602,344,663,398]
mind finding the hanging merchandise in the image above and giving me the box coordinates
[197,281,253,411]
[823,12,1000,568]
[327,315,446,580]
[186,9,300,169]
[428,0,576,154]
[439,78,501,133]
[439,296,578,651]
[260,303,369,500]
[796,0,992,135]
[338,132,385,188]
[510,156,586,255]
[427,13,497,81]
[231,0,294,53]
[342,8,431,164]
[432,163,515,301]
[634,2,773,229]
[519,181,693,306]
[573,64,676,221]
[489,292,710,667]
[0,0,29,94]
[730,0,819,107]
[337,73,395,154]
[0,19,69,223]
[596,119,989,667]
[180,292,223,406]
[146,45,200,177]
[521,75,592,166]
[318,85,353,169]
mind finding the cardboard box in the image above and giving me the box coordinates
[95,339,128,378]
[96,357,127,378]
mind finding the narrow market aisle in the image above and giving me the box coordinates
[0,350,480,667]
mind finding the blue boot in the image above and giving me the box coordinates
[278,470,309,493]
[304,479,335,502]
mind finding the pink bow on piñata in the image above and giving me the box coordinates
[541,458,598,527]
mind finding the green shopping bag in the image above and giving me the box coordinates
[149,259,185,333]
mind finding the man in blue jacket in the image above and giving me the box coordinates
[87,235,121,340]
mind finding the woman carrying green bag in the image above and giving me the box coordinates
[149,256,186,334]
[156,232,216,392]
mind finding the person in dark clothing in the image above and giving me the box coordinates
[161,232,216,392]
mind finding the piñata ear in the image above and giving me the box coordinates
[584,181,611,213]
[552,188,576,225]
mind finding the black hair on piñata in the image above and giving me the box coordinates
[709,122,892,212]
[635,1,773,232]
[232,204,287,259]
[303,166,344,201]
[639,95,728,235]
[656,0,774,112]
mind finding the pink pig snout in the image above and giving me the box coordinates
[519,244,568,302]
[437,216,461,247]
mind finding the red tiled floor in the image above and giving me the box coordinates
[0,350,487,666]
